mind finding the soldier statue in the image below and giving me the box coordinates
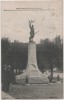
[29,20,35,42]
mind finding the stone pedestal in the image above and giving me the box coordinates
[25,41,49,83]
[26,41,42,77]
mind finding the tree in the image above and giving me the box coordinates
[8,41,28,74]
[53,35,63,71]
[38,37,63,78]
[1,38,10,66]
[1,38,28,75]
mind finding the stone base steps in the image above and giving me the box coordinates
[16,77,49,84]
[28,77,49,84]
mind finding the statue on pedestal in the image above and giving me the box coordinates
[16,20,49,84]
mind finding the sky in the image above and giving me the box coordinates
[1,0,63,43]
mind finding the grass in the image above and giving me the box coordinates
[8,82,63,99]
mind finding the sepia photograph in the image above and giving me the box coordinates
[1,0,63,99]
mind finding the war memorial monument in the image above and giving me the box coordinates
[16,20,49,84]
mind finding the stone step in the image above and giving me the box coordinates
[2,91,15,99]
[28,77,49,84]
[16,77,49,84]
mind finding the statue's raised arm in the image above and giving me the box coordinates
[29,20,32,29]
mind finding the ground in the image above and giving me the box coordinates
[8,82,63,99]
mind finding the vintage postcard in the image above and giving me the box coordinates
[1,0,63,99]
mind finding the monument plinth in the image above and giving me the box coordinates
[26,41,42,77]
[25,41,49,83]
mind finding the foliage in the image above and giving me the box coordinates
[1,35,63,75]
[38,36,63,76]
